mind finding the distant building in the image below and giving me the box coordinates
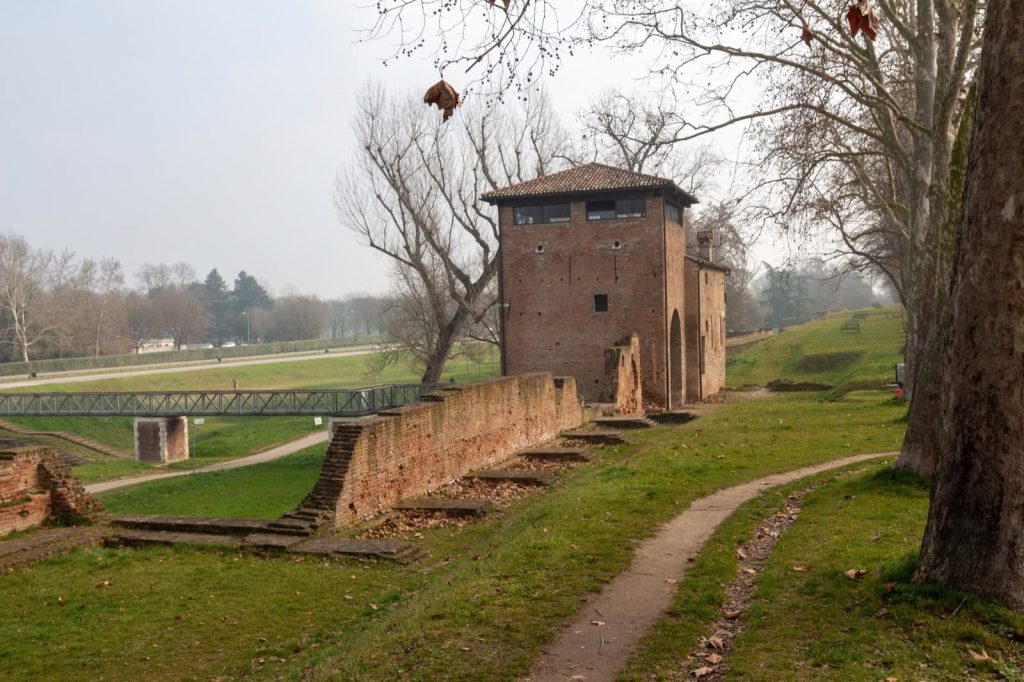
[136,338,176,354]
[483,163,727,408]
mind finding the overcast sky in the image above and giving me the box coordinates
[1,2,807,298]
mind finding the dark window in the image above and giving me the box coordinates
[587,198,646,220]
[594,294,609,312]
[514,203,570,225]
[664,203,682,225]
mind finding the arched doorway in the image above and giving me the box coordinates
[670,310,683,407]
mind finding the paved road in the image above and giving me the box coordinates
[0,346,376,390]
[85,430,330,494]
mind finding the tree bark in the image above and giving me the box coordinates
[915,0,1024,606]
[896,88,977,477]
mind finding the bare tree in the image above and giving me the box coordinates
[124,292,163,353]
[335,85,568,382]
[170,262,198,290]
[364,0,984,476]
[263,295,328,342]
[82,257,125,357]
[152,288,208,349]
[914,0,1024,608]
[0,233,68,362]
[136,262,173,294]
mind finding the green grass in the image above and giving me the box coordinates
[727,306,905,396]
[0,391,907,680]
[96,446,326,518]
[622,463,1024,680]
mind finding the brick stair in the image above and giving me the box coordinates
[0,419,131,459]
[462,470,554,487]
[0,526,104,571]
[107,514,277,536]
[516,447,594,462]
[291,537,424,563]
[560,429,628,445]
[56,450,89,466]
[647,410,699,425]
[281,421,367,531]
[591,416,657,429]
[105,528,243,549]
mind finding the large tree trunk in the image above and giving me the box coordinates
[896,88,977,477]
[915,1,1024,607]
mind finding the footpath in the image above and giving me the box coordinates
[528,451,897,682]
[85,431,329,494]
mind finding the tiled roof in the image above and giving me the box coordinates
[685,254,731,273]
[481,162,698,205]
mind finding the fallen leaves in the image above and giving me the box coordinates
[692,666,715,678]
[845,568,867,580]
[723,609,743,620]
[708,635,726,651]
[423,80,461,122]
[968,648,992,663]
[792,563,810,572]
[847,0,880,41]
[736,547,748,560]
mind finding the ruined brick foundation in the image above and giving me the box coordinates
[0,440,103,536]
[603,334,644,416]
[291,374,582,528]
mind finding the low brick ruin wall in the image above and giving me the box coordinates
[0,441,103,536]
[296,373,582,528]
[603,334,644,416]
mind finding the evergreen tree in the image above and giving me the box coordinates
[202,268,231,343]
[231,271,272,341]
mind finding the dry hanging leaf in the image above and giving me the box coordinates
[847,0,880,40]
[845,568,867,580]
[485,0,511,10]
[801,24,814,46]
[423,80,461,122]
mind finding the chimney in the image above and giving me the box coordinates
[696,230,714,261]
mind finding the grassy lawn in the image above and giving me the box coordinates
[622,461,1024,680]
[728,306,904,396]
[97,446,326,518]
[0,391,907,680]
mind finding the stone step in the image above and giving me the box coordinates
[105,529,242,549]
[647,410,699,425]
[241,533,306,550]
[462,470,554,487]
[516,447,594,462]
[560,429,628,445]
[290,537,424,563]
[0,527,103,571]
[56,450,90,466]
[108,514,276,536]
[592,416,657,429]
[266,520,318,536]
[393,498,493,516]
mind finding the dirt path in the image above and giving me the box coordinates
[527,451,896,682]
[84,430,329,494]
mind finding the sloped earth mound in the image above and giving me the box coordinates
[766,378,834,392]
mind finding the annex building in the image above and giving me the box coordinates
[483,163,728,409]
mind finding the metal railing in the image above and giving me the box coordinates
[0,384,444,418]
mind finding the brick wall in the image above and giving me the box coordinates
[684,259,728,400]
[295,374,582,527]
[603,334,644,415]
[0,441,103,537]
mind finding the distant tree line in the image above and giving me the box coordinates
[0,232,385,363]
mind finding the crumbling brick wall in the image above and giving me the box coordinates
[603,334,644,416]
[296,374,582,527]
[0,441,103,536]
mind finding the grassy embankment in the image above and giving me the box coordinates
[0,311,924,680]
[2,350,499,483]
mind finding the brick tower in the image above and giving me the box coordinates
[483,163,727,409]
